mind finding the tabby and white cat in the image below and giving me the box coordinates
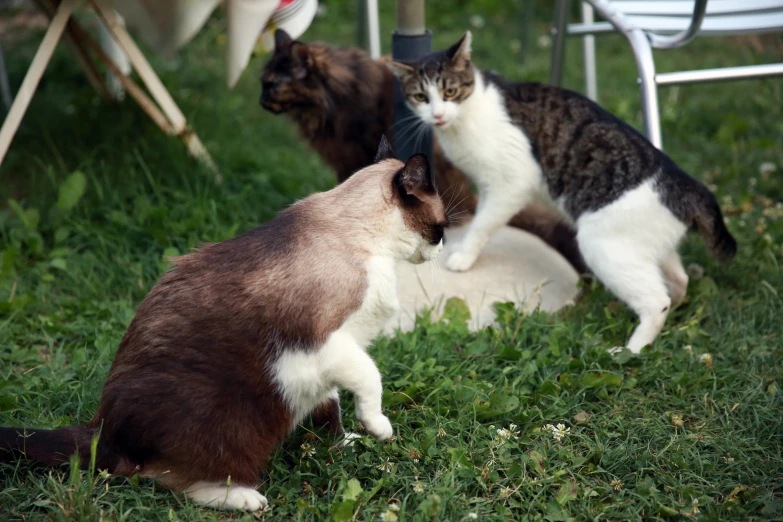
[389,32,736,353]
[0,138,446,511]
[260,28,587,273]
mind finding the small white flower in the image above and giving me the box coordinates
[759,162,777,176]
[698,353,713,368]
[437,426,446,438]
[300,443,315,458]
[466,513,479,519]
[691,498,700,514]
[378,459,393,473]
[388,503,400,512]
[493,423,520,445]
[380,509,398,522]
[543,423,571,441]
[537,34,552,49]
[412,482,425,494]
[470,14,486,29]
[683,344,693,352]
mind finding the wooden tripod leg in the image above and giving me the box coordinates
[33,0,111,100]
[89,0,221,180]
[0,0,78,167]
[58,15,175,134]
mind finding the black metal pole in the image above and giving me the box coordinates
[392,0,432,164]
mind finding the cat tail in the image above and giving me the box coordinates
[693,187,737,262]
[0,425,118,470]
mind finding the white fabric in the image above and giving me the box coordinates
[109,0,318,88]
[389,220,580,334]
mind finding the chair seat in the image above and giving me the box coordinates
[569,0,783,36]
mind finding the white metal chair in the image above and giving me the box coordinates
[550,0,783,149]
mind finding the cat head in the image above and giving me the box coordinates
[388,31,475,129]
[259,29,316,114]
[346,136,446,264]
[260,29,379,115]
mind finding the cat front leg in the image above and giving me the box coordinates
[310,389,362,447]
[323,332,393,440]
[310,390,344,435]
[447,185,532,272]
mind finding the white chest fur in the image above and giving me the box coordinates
[436,76,545,200]
[272,256,399,427]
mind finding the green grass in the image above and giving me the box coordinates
[1,0,782,520]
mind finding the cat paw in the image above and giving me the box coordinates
[338,432,362,448]
[187,484,268,511]
[223,488,268,511]
[446,250,477,272]
[360,414,393,440]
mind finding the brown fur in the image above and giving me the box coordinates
[261,30,587,273]
[0,149,445,497]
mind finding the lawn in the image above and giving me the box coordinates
[1,0,782,520]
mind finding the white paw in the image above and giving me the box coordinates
[188,485,268,511]
[360,414,393,440]
[446,250,477,272]
[609,345,641,355]
[338,432,362,448]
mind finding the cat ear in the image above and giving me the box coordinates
[387,60,415,78]
[290,41,312,79]
[446,31,472,64]
[274,29,293,48]
[395,153,435,201]
[375,135,395,163]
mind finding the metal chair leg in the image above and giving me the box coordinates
[627,28,662,149]
[519,0,535,64]
[581,1,597,100]
[359,0,381,59]
[0,44,12,112]
[550,0,570,86]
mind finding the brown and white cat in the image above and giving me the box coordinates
[260,29,587,273]
[0,138,446,512]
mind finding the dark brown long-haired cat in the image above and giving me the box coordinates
[0,138,446,512]
[259,29,586,273]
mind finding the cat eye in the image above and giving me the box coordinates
[413,93,428,102]
[444,87,458,98]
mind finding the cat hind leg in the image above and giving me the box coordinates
[660,250,688,307]
[580,237,672,354]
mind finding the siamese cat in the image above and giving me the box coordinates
[0,138,446,511]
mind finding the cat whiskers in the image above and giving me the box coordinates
[394,117,430,154]
[447,209,470,226]
[445,192,472,219]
